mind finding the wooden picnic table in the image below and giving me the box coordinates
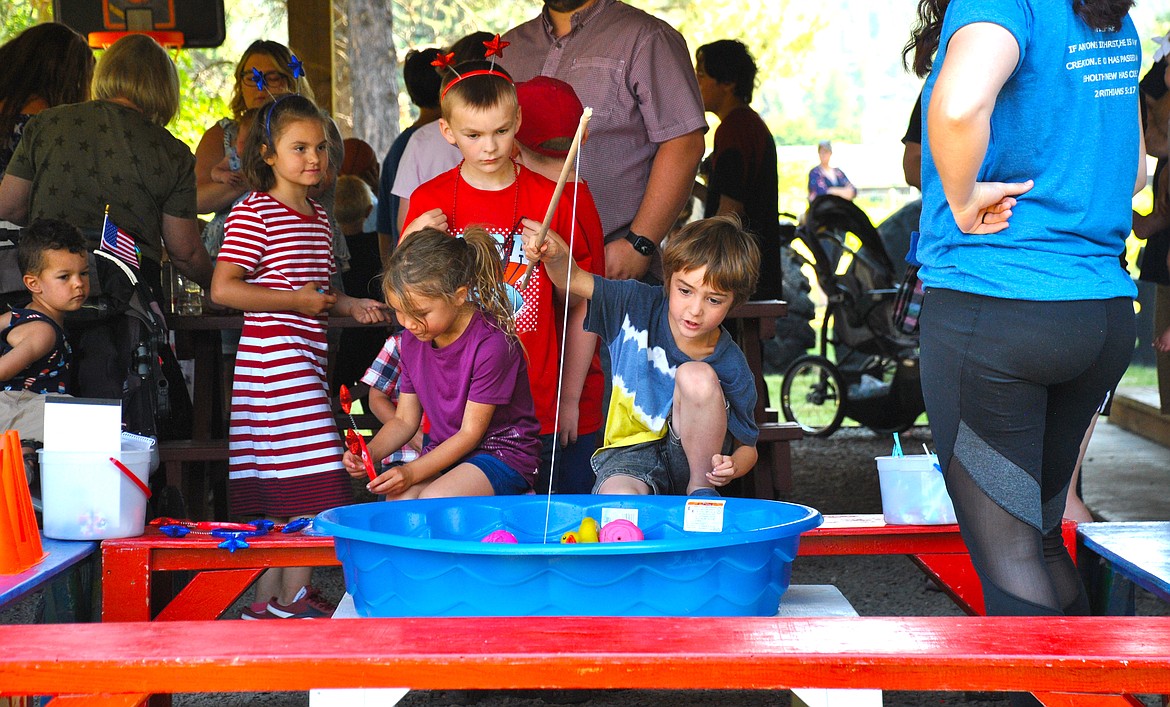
[3,614,1169,705]
[1078,521,1170,615]
[100,513,1078,623]
[0,535,96,612]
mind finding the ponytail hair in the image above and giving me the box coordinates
[903,0,948,78]
[383,227,519,344]
[463,226,519,344]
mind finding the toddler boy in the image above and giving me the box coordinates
[0,218,89,472]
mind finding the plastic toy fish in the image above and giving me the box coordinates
[599,519,644,543]
[482,529,518,543]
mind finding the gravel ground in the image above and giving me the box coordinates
[5,425,1167,707]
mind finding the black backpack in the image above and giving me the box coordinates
[65,250,192,440]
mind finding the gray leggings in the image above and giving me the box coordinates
[919,288,1133,616]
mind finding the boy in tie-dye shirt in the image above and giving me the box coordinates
[522,214,760,497]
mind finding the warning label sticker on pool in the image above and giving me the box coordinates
[683,499,726,532]
[601,507,638,526]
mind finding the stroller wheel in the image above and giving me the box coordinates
[781,354,846,437]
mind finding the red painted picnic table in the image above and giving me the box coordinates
[101,513,1078,622]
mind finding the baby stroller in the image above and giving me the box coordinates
[780,195,925,437]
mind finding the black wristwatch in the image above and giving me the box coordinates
[624,231,656,257]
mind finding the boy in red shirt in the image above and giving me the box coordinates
[403,58,599,493]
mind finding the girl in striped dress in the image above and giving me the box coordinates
[210,95,387,619]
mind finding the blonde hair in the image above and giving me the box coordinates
[334,174,372,224]
[662,215,760,307]
[92,34,179,126]
[384,227,518,344]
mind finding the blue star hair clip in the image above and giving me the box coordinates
[251,67,268,94]
[288,53,305,94]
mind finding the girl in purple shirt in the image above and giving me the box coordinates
[343,227,541,498]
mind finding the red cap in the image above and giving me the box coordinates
[515,76,584,157]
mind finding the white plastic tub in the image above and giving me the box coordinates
[40,448,152,539]
[874,454,957,525]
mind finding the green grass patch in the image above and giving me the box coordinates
[1121,364,1156,388]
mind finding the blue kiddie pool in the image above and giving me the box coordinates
[314,495,823,617]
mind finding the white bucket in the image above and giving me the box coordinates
[874,454,957,525]
[39,448,152,540]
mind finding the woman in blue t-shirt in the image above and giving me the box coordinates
[906,0,1142,626]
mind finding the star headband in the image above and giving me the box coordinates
[484,34,509,69]
[250,53,307,102]
[441,68,514,100]
[437,34,513,100]
[254,54,308,140]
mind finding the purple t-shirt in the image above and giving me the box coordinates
[398,310,542,486]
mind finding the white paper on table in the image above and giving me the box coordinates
[43,396,121,453]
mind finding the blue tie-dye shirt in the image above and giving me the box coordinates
[585,276,758,452]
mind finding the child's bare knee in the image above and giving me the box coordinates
[674,362,721,402]
[597,475,649,495]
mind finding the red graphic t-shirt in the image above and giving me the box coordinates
[405,163,602,436]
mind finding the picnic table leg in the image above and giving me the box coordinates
[910,553,985,615]
[100,544,169,707]
[154,568,262,622]
[1077,536,1138,616]
[101,545,152,623]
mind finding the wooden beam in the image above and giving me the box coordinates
[286,0,333,114]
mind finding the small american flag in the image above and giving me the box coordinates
[100,206,139,269]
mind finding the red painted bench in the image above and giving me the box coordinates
[99,514,1077,623]
[1,615,1167,705]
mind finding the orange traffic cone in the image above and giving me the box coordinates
[0,430,45,574]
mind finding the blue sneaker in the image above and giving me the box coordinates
[688,487,721,498]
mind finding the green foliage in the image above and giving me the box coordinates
[170,50,234,152]
[0,5,36,43]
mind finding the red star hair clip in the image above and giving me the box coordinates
[484,34,509,69]
[431,51,459,76]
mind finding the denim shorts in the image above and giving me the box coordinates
[590,419,732,495]
[465,453,532,496]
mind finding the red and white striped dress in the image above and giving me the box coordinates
[219,192,352,517]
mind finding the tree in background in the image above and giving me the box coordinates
[334,0,398,159]
[0,0,49,37]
